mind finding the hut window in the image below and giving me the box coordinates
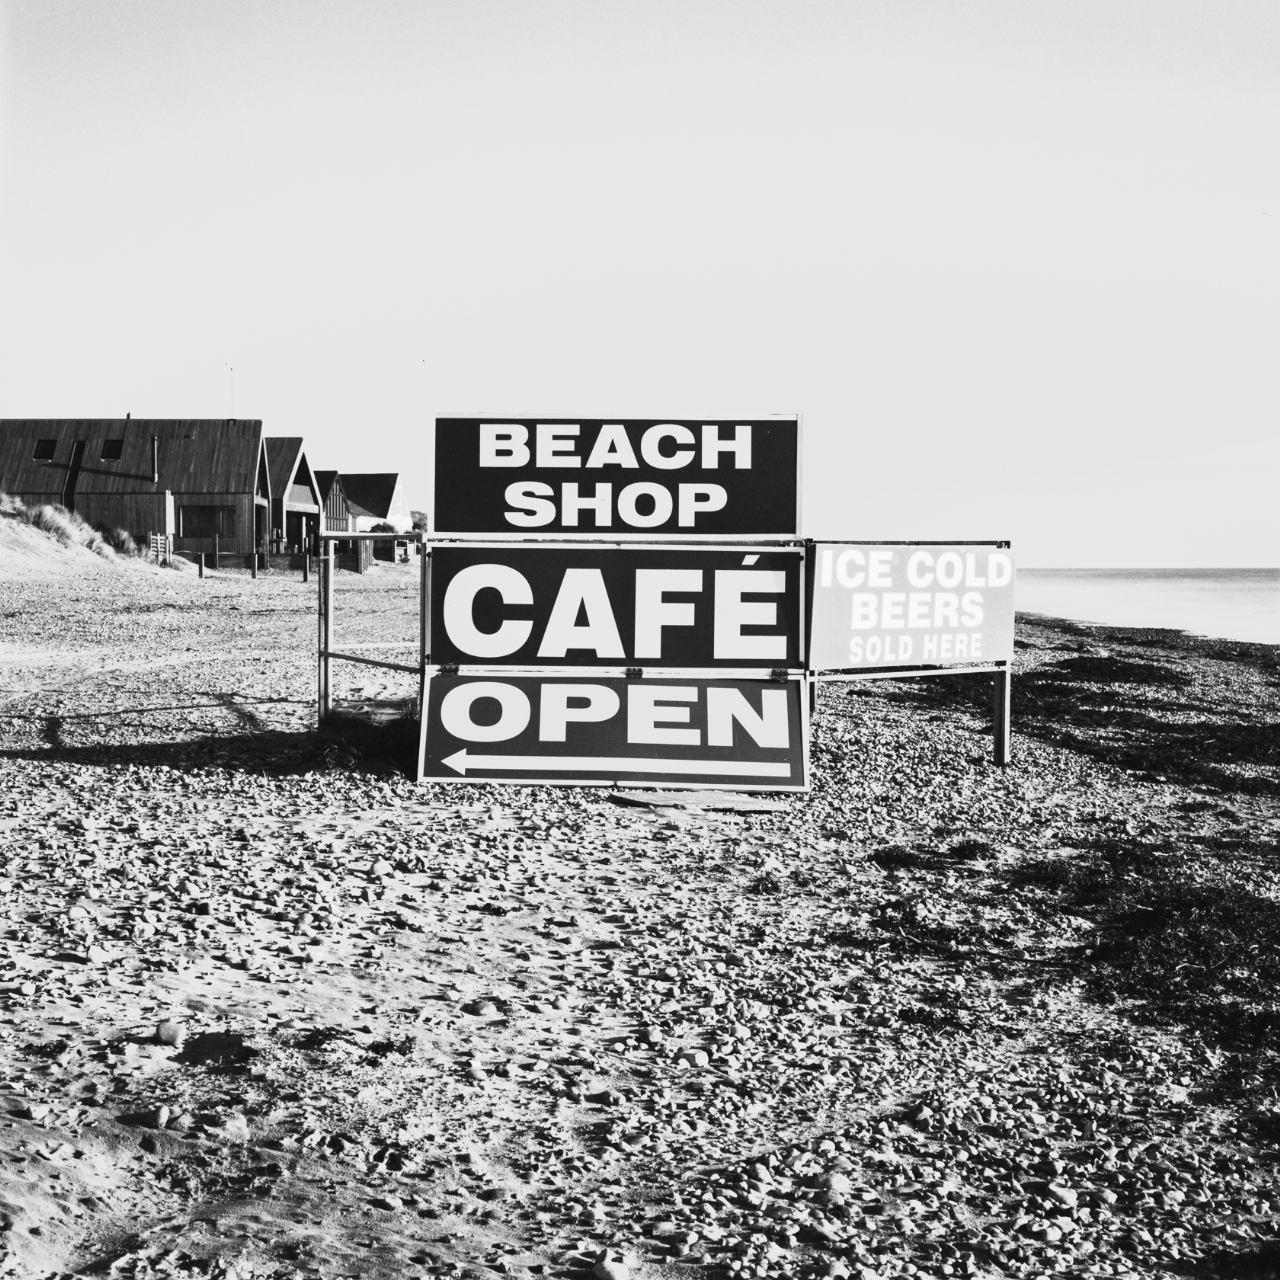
[179,505,236,538]
[100,439,124,460]
[33,439,56,461]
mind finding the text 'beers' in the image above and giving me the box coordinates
[483,423,748,529]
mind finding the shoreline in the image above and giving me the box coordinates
[1013,568,1280,646]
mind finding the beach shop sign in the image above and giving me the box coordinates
[430,418,800,538]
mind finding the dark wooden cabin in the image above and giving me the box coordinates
[265,437,321,552]
[0,419,270,557]
[314,470,352,533]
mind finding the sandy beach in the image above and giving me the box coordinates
[0,561,1278,1279]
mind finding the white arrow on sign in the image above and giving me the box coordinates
[441,749,791,778]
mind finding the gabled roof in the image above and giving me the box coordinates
[266,437,319,512]
[341,473,400,521]
[0,420,267,497]
[265,437,305,499]
[314,470,347,507]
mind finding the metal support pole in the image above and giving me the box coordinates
[419,542,430,670]
[198,553,205,579]
[317,550,327,723]
[251,548,258,579]
[213,533,219,571]
[302,552,309,583]
[993,664,1012,766]
[322,541,334,719]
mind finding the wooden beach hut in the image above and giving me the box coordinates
[314,470,352,534]
[341,473,413,533]
[265,437,321,553]
[0,419,270,559]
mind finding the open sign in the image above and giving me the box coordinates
[418,673,809,790]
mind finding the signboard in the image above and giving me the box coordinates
[431,418,800,538]
[808,543,1015,670]
[417,673,809,790]
[429,543,805,671]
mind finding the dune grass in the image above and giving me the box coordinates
[0,492,161,565]
[1,493,117,559]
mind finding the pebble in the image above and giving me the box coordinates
[218,1113,251,1143]
[592,1251,630,1280]
[156,1020,186,1048]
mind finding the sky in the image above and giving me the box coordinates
[1,1,1277,567]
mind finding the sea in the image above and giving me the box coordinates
[1016,569,1280,646]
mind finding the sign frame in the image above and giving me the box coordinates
[427,415,803,541]
[415,670,810,792]
[425,540,807,675]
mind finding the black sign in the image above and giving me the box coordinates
[417,674,808,790]
[431,418,800,538]
[429,543,805,669]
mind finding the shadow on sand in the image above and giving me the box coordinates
[845,616,1280,1113]
[875,615,1280,797]
[0,710,421,780]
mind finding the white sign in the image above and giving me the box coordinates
[808,543,1014,670]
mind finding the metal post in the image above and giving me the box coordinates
[419,539,429,670]
[417,539,430,778]
[198,553,205,579]
[317,548,326,724]
[251,547,258,579]
[302,552,309,583]
[213,533,219,571]
[322,540,334,719]
[993,664,1012,765]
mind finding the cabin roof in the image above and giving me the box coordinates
[0,420,267,497]
[266,437,319,512]
[265,437,305,498]
[314,470,347,506]
[341,472,400,520]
